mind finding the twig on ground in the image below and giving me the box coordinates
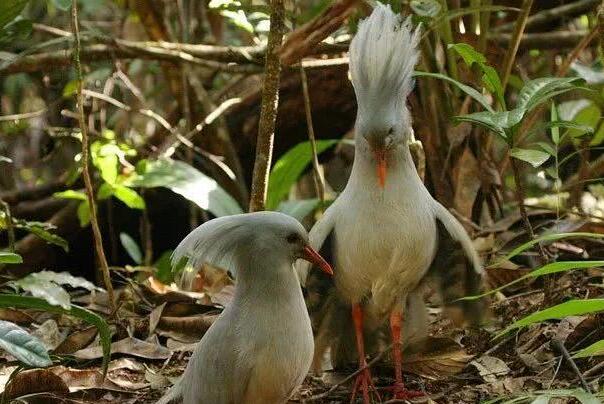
[71,1,116,314]
[249,0,285,212]
[551,339,593,393]
[306,343,394,401]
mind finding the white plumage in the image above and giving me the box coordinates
[298,3,484,402]
[159,212,331,404]
[349,4,420,115]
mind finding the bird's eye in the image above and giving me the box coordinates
[286,233,300,244]
[387,127,394,135]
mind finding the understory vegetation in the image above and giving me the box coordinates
[0,0,603,402]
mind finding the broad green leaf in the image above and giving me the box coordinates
[447,44,504,107]
[0,0,30,28]
[77,200,90,227]
[54,190,87,201]
[536,142,555,156]
[454,109,524,140]
[126,158,243,217]
[0,320,51,367]
[91,142,121,185]
[510,148,550,168]
[517,77,583,114]
[498,299,604,337]
[113,185,145,210]
[120,232,142,264]
[414,71,494,112]
[464,261,604,300]
[277,199,320,221]
[449,43,486,66]
[0,252,22,264]
[491,232,604,266]
[97,182,114,200]
[0,295,111,375]
[573,339,604,358]
[17,224,69,252]
[266,140,337,210]
[481,66,505,107]
[410,0,441,17]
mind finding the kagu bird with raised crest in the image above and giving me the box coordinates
[298,3,485,403]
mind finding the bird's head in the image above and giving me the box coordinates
[255,212,333,276]
[349,3,420,188]
[355,104,412,187]
[172,212,332,289]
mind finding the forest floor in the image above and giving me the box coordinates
[0,211,603,404]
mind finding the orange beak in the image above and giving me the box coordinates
[375,150,387,188]
[302,245,333,276]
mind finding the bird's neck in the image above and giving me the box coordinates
[349,138,423,191]
[234,255,302,306]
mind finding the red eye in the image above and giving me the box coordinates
[286,233,300,244]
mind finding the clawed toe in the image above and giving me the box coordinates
[350,369,381,404]
[385,382,424,400]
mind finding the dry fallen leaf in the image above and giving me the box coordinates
[401,337,473,380]
[50,366,129,392]
[32,319,64,350]
[0,308,35,325]
[471,355,510,383]
[74,337,171,360]
[54,326,98,354]
[2,368,69,400]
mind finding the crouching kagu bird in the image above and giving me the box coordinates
[157,212,333,404]
[297,4,485,403]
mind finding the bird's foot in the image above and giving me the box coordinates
[384,382,424,400]
[350,368,381,404]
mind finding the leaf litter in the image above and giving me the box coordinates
[0,215,603,403]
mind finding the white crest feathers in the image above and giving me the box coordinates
[349,3,420,109]
[171,214,252,289]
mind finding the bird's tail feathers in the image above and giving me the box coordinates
[349,3,421,107]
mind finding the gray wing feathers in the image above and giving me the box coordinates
[430,202,485,325]
[296,203,338,286]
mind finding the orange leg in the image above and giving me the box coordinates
[350,304,380,404]
[387,310,423,400]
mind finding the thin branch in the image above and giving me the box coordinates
[71,1,116,313]
[249,0,285,212]
[492,0,600,32]
[299,64,326,204]
[500,0,533,92]
[557,24,601,77]
[0,109,47,122]
[551,339,593,393]
[492,30,591,50]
